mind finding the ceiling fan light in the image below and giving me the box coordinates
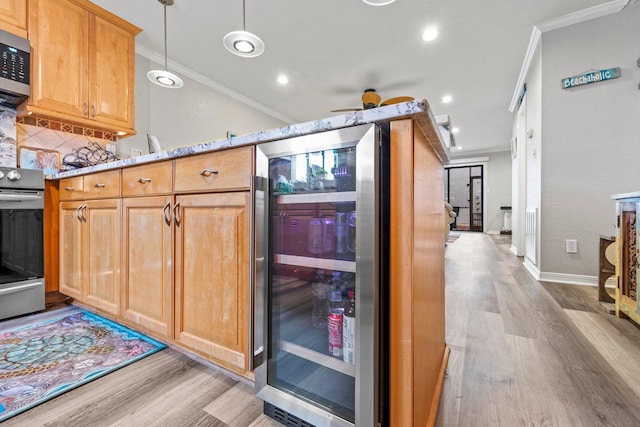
[362,0,396,5]
[147,70,184,88]
[223,30,265,57]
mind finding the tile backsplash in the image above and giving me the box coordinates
[16,116,116,172]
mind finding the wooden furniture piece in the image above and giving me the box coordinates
[0,0,27,37]
[598,235,616,304]
[389,117,449,426]
[612,192,640,325]
[24,0,140,136]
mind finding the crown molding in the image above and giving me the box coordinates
[135,45,295,125]
[509,0,629,113]
[538,0,630,32]
[509,27,541,113]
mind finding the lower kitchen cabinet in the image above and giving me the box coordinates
[121,196,174,338]
[59,201,84,301]
[174,192,250,371]
[59,199,121,315]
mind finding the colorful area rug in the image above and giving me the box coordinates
[0,308,166,422]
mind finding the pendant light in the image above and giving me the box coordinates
[223,0,265,58]
[147,0,183,88]
[362,0,397,5]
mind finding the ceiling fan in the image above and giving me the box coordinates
[331,88,414,112]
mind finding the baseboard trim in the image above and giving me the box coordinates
[426,345,450,427]
[522,261,597,286]
[523,259,541,279]
[539,272,597,286]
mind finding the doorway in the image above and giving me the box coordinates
[445,165,484,232]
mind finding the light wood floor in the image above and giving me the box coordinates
[436,232,640,427]
[6,232,640,426]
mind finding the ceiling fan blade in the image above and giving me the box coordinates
[380,96,415,106]
[330,107,363,112]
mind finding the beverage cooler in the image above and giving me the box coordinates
[252,124,385,426]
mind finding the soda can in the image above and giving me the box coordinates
[328,308,344,357]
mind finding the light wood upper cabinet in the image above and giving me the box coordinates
[26,0,140,135]
[88,12,136,130]
[174,192,250,371]
[0,0,27,38]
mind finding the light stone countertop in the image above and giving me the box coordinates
[52,99,446,179]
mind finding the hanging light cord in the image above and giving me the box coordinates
[163,3,168,71]
[242,0,246,31]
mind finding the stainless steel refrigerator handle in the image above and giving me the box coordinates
[249,175,269,370]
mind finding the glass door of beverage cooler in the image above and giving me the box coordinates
[254,124,379,427]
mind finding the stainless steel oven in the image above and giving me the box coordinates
[0,167,45,320]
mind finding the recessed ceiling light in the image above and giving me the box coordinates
[451,127,460,134]
[422,26,439,42]
[441,95,453,103]
[276,74,289,85]
[456,146,463,150]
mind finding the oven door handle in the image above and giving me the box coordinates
[0,281,43,296]
[0,194,43,202]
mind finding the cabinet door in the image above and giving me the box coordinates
[28,0,89,118]
[83,199,121,315]
[88,13,135,129]
[122,196,174,338]
[174,192,249,371]
[59,201,84,301]
[0,0,27,37]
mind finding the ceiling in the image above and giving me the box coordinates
[91,0,614,156]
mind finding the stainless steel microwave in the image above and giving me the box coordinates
[0,29,30,107]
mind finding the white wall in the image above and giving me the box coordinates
[485,151,513,234]
[117,55,287,157]
[539,3,640,277]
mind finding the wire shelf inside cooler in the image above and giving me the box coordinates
[272,275,355,377]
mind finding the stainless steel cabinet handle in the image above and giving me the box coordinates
[65,186,75,192]
[162,201,171,226]
[80,205,88,223]
[75,205,82,221]
[91,104,96,118]
[83,102,88,116]
[172,202,181,226]
[138,178,152,184]
[94,183,106,188]
[200,168,219,177]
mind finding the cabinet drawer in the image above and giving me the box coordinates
[59,176,84,201]
[122,161,173,196]
[174,147,252,193]
[83,170,121,199]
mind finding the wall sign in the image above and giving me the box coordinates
[562,67,621,89]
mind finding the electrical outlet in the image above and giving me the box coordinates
[566,239,578,253]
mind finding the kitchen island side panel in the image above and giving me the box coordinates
[389,119,447,426]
